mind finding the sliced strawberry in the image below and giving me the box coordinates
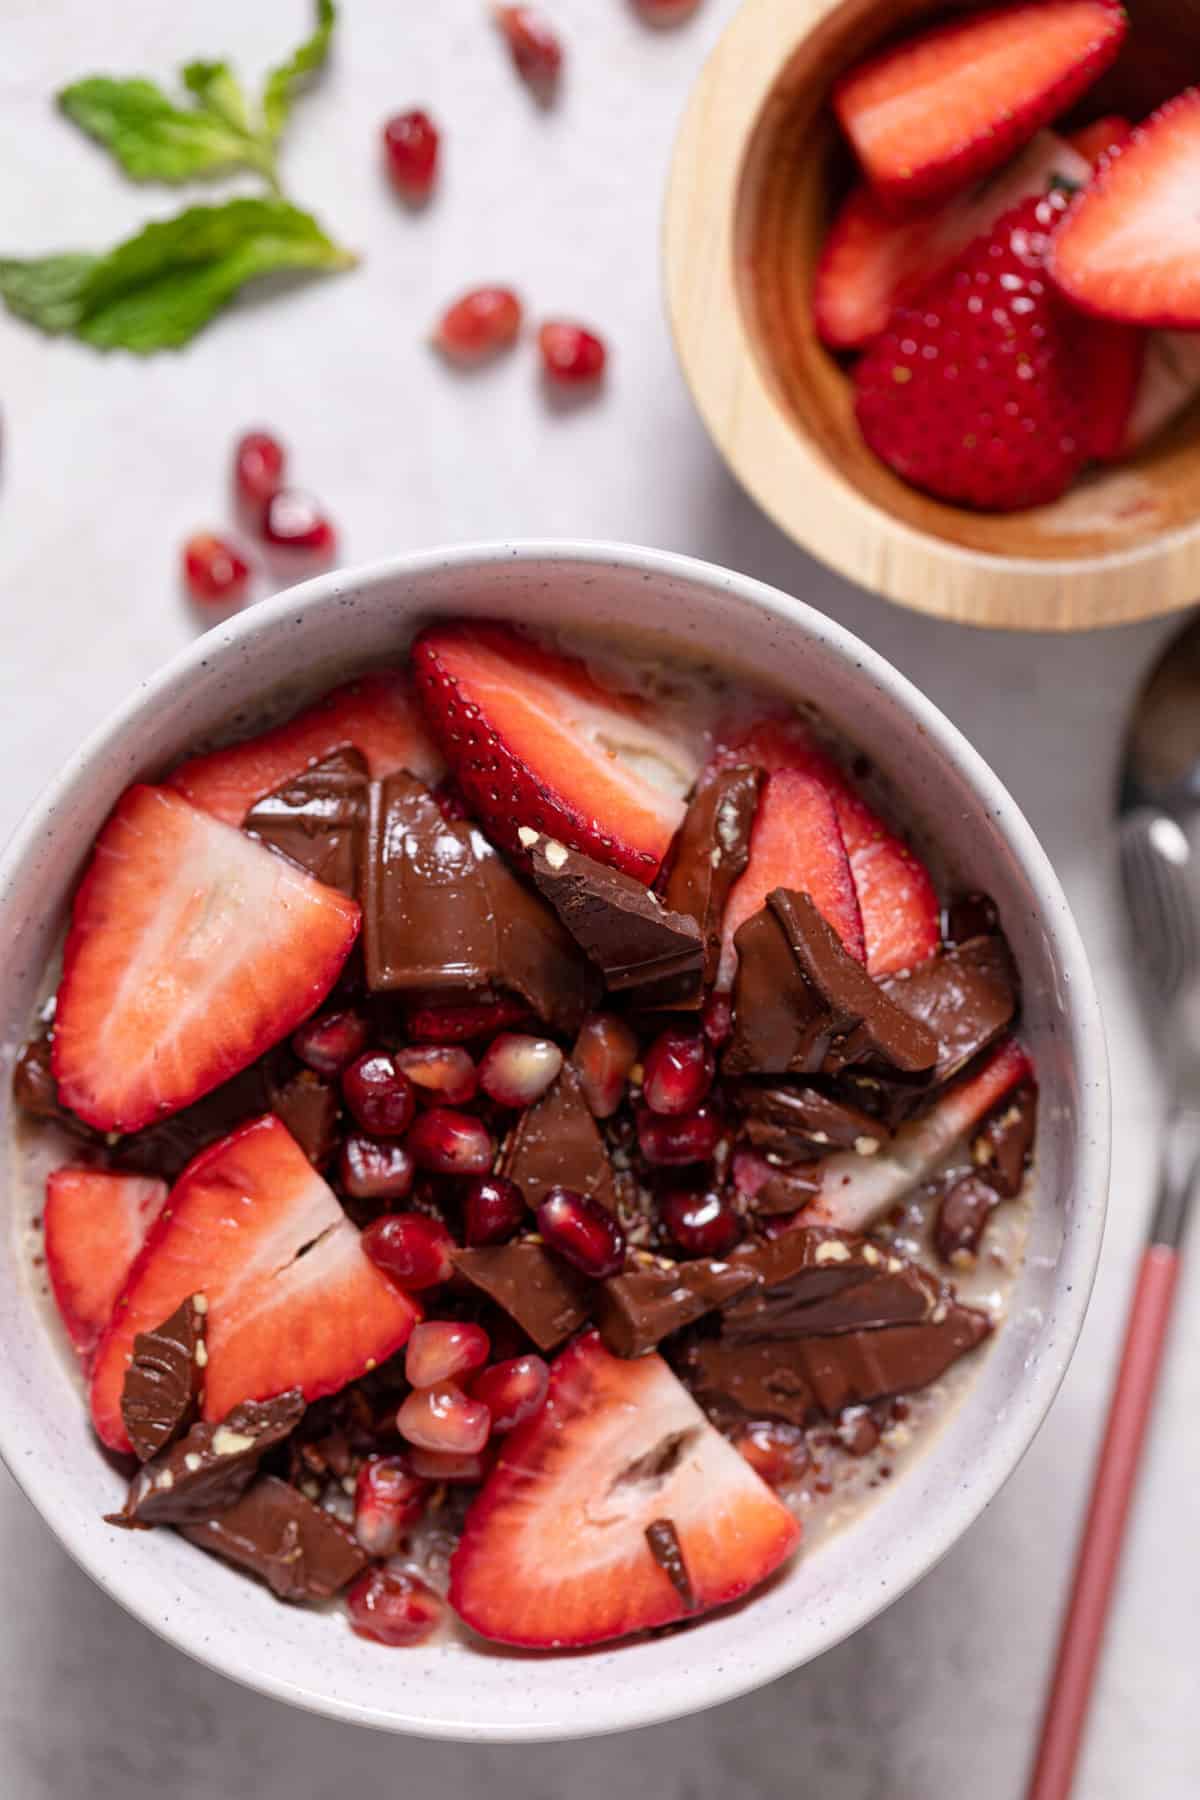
[448,1330,799,1647]
[1081,319,1147,460]
[411,623,698,878]
[1066,113,1133,165]
[89,1115,418,1452]
[1051,89,1200,328]
[53,785,360,1133]
[168,671,442,827]
[44,1167,167,1363]
[833,0,1126,213]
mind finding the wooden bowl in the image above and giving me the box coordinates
[664,0,1200,629]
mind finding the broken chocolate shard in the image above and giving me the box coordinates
[182,1474,367,1601]
[266,1066,341,1168]
[112,1389,305,1527]
[594,1256,759,1359]
[450,1240,592,1352]
[881,936,1017,1084]
[526,832,704,1007]
[120,1294,207,1464]
[971,1080,1036,1198]
[723,908,835,1077]
[500,1062,618,1213]
[243,749,368,896]
[111,1057,277,1184]
[682,1338,815,1426]
[935,1173,1000,1264]
[733,1082,888,1162]
[755,1167,821,1215]
[724,1228,940,1340]
[659,767,761,987]
[645,1518,696,1612]
[13,1025,96,1142]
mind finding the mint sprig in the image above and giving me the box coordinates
[262,0,336,142]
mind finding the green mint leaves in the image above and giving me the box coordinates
[3,3,348,353]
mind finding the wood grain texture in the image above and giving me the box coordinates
[664,0,1200,631]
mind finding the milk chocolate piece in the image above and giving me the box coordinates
[935,1174,1000,1264]
[659,768,761,986]
[944,892,998,947]
[725,1229,940,1339]
[595,1256,759,1358]
[13,1026,96,1140]
[182,1475,367,1601]
[266,1067,341,1167]
[500,1063,618,1213]
[450,1241,592,1352]
[364,774,596,1035]
[881,937,1016,1083]
[756,1168,821,1215]
[113,1390,305,1527]
[683,1339,815,1425]
[527,833,704,1007]
[733,1082,887,1161]
[645,1519,696,1611]
[971,1081,1037,1198]
[120,1295,207,1463]
[723,909,835,1076]
[243,750,368,895]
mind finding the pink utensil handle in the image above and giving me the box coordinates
[1025,1243,1181,1800]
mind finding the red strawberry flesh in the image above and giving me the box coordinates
[44,1168,167,1362]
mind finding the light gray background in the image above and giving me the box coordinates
[1,3,1195,1796]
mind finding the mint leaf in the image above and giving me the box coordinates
[262,0,336,141]
[58,75,270,184]
[181,61,254,137]
[0,200,354,353]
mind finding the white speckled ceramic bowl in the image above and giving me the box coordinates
[0,541,1108,1740]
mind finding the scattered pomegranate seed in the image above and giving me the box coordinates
[433,287,523,364]
[462,1174,527,1246]
[493,5,563,91]
[404,1445,491,1483]
[642,1027,715,1116]
[406,1106,494,1175]
[470,1354,549,1431]
[346,1567,443,1647]
[339,1133,415,1204]
[261,489,337,559]
[537,1186,625,1278]
[538,321,607,385]
[659,1184,742,1257]
[702,991,732,1045]
[406,1319,491,1389]
[353,1456,430,1556]
[342,1052,416,1137]
[233,430,286,511]
[478,1033,563,1107]
[363,1212,454,1289]
[382,109,440,200]
[637,1101,723,1166]
[734,1420,809,1488]
[393,1044,478,1107]
[406,994,533,1042]
[292,1009,369,1076]
[182,534,250,606]
[573,1013,638,1118]
[397,1381,491,1454]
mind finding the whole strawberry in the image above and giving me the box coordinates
[854,189,1090,512]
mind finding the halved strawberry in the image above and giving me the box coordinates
[1081,319,1147,461]
[1066,113,1133,165]
[411,623,698,878]
[833,0,1127,214]
[53,785,360,1133]
[44,1167,167,1363]
[168,671,442,827]
[1050,89,1200,327]
[448,1330,799,1647]
[89,1115,418,1452]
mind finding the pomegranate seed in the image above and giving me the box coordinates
[407,995,533,1042]
[233,430,286,510]
[261,489,337,558]
[462,1174,526,1246]
[637,1101,723,1166]
[659,1184,742,1256]
[537,1186,625,1278]
[478,1033,563,1107]
[406,1106,494,1175]
[382,109,440,199]
[406,1320,490,1388]
[346,1568,443,1647]
[342,1053,416,1137]
[470,1354,549,1431]
[702,991,732,1045]
[404,1445,491,1483]
[292,1009,368,1076]
[353,1456,430,1556]
[734,1420,809,1487]
[433,287,523,363]
[339,1133,415,1203]
[363,1212,454,1289]
[642,1027,715,1116]
[397,1382,491,1454]
[393,1044,478,1107]
[494,5,563,90]
[573,1012,638,1118]
[182,533,250,606]
[538,321,607,385]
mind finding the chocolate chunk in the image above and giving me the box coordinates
[595,1256,759,1358]
[723,908,834,1076]
[881,937,1016,1083]
[500,1062,617,1213]
[13,1026,95,1140]
[683,1339,815,1425]
[725,1229,940,1339]
[526,832,704,1007]
[658,768,761,986]
[363,774,596,1035]
[934,1174,1000,1264]
[182,1475,367,1601]
[266,1067,341,1167]
[645,1518,696,1611]
[733,1082,888,1161]
[944,892,999,947]
[113,1058,277,1183]
[120,1295,207,1463]
[112,1390,305,1527]
[243,750,368,895]
[971,1081,1037,1198]
[837,1410,880,1457]
[756,1167,821,1215]
[450,1241,591,1352]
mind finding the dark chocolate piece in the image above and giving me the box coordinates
[658,768,761,987]
[645,1518,696,1612]
[756,1167,821,1215]
[944,892,999,947]
[838,1410,881,1456]
[243,750,368,895]
[723,908,834,1077]
[594,1256,759,1358]
[13,1026,96,1140]
[733,1082,888,1161]
[120,1295,207,1463]
[683,1339,815,1425]
[182,1475,367,1601]
[935,1174,1001,1264]
[526,832,704,1007]
[881,937,1016,1084]
[724,1229,940,1339]
[500,1062,618,1213]
[113,1058,277,1183]
[112,1390,305,1527]
[450,1241,591,1352]
[971,1081,1037,1198]
[266,1067,341,1167]
[363,773,596,1035]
